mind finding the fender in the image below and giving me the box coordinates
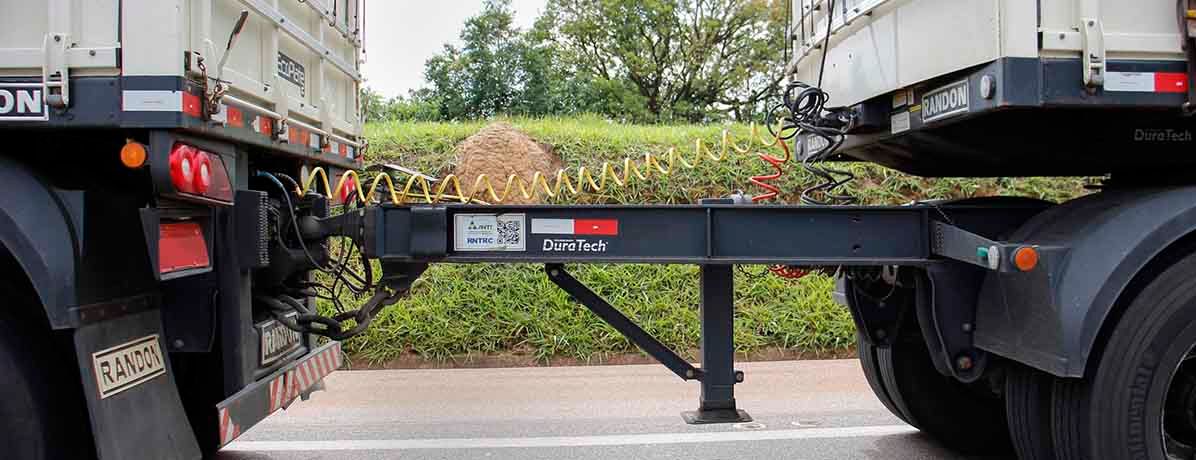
[975,187,1196,377]
[0,156,79,328]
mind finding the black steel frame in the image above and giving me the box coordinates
[359,200,1046,423]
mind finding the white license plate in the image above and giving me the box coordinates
[258,314,303,366]
[0,83,48,121]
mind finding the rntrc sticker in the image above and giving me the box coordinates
[921,80,969,123]
[454,214,526,251]
[0,83,47,121]
[277,52,307,97]
[92,335,166,399]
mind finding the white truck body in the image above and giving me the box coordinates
[790,0,1187,108]
[0,0,363,143]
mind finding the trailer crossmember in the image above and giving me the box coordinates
[347,199,1051,424]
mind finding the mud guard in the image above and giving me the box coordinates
[976,187,1196,377]
[0,156,79,328]
[73,309,201,459]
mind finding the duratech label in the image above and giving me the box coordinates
[92,335,166,399]
[921,80,970,123]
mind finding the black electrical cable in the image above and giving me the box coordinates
[257,172,326,270]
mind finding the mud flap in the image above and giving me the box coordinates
[73,309,201,460]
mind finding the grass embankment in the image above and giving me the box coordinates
[335,116,1093,366]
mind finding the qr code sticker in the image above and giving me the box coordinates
[494,214,526,251]
[497,219,522,245]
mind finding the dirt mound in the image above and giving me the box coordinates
[452,123,564,204]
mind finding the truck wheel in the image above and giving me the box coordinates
[1005,364,1056,459]
[857,333,912,424]
[1052,252,1196,459]
[857,333,1011,454]
[0,286,94,459]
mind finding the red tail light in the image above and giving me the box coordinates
[193,151,212,194]
[169,144,198,193]
[159,221,209,274]
[168,143,233,202]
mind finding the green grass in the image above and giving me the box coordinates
[334,116,1096,365]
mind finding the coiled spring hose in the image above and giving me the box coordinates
[298,124,792,205]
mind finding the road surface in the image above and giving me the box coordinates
[218,359,1012,459]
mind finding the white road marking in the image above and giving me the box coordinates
[224,424,918,451]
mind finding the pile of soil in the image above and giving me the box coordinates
[452,123,564,204]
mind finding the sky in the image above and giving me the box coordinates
[362,1,548,99]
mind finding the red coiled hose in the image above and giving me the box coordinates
[748,137,791,203]
[747,139,809,280]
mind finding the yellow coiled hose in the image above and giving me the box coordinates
[300,124,787,205]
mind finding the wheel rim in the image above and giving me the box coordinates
[1164,350,1196,459]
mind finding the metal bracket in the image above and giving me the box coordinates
[917,263,987,382]
[546,264,751,424]
[545,264,701,381]
[841,270,912,347]
[1079,0,1105,90]
[41,33,70,108]
[931,221,1030,273]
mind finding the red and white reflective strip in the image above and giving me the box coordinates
[531,218,619,236]
[218,406,241,447]
[218,342,343,448]
[266,343,343,413]
[1105,72,1189,93]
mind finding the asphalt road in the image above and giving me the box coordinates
[218,360,1012,460]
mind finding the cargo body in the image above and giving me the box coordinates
[0,0,363,168]
[0,1,364,458]
[788,0,1196,176]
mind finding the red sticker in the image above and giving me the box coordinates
[182,92,202,118]
[1155,73,1188,93]
[574,219,618,236]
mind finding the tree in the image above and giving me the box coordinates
[539,0,786,122]
[424,0,550,119]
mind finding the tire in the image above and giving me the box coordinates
[0,287,94,459]
[857,333,1012,455]
[1005,364,1056,460]
[856,333,912,425]
[1052,252,1196,460]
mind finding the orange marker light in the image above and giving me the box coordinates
[120,141,148,169]
[1013,246,1039,272]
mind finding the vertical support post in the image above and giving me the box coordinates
[682,264,752,424]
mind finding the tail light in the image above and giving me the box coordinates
[168,143,233,202]
[193,151,212,194]
[159,221,210,275]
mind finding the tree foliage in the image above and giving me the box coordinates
[540,0,785,122]
[370,0,788,123]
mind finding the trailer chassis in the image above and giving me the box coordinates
[338,198,1050,424]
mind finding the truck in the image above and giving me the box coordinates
[3,1,1196,460]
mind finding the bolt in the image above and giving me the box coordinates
[735,371,745,383]
[1088,20,1095,27]
[874,329,887,340]
[956,355,974,371]
[173,339,185,349]
[685,369,695,379]
[1059,33,1067,40]
[54,35,61,42]
[962,322,973,333]
[549,269,559,277]
[89,50,96,56]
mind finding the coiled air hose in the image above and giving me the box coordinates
[298,124,793,205]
